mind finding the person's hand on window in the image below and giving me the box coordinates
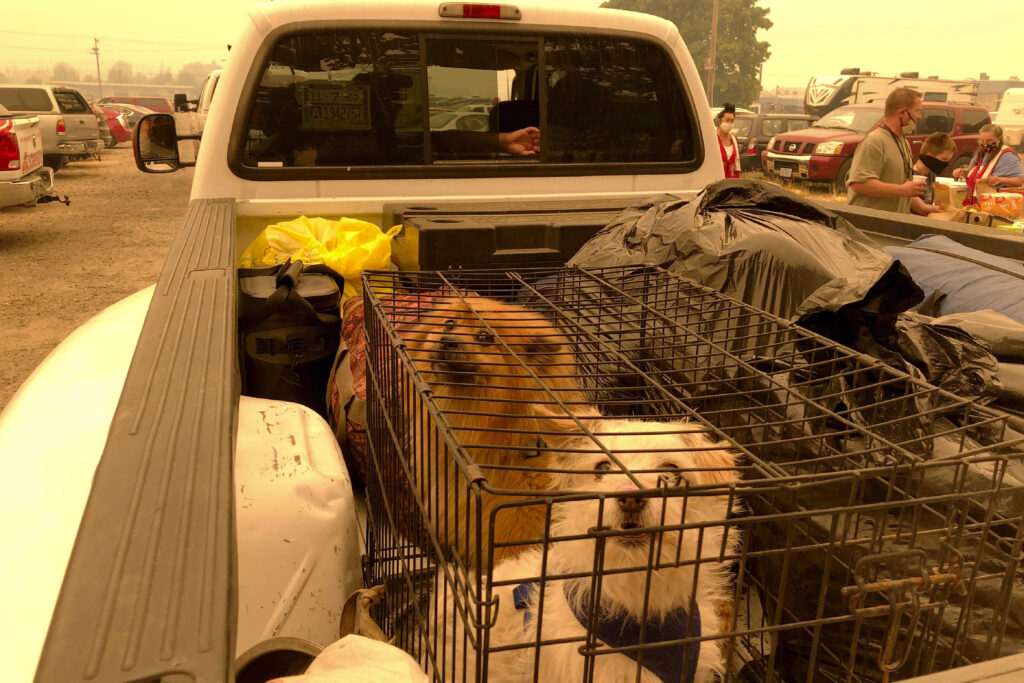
[499,127,540,156]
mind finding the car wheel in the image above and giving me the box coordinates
[103,134,116,148]
[832,158,853,195]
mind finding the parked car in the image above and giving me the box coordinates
[762,102,990,192]
[95,95,173,114]
[93,106,132,147]
[94,102,154,131]
[0,84,101,170]
[429,110,490,132]
[732,112,817,171]
[710,105,754,120]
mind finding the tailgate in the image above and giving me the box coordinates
[53,90,99,142]
[0,117,44,177]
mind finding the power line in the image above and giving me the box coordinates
[1,44,221,53]
[0,28,222,49]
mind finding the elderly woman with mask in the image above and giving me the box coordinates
[952,124,1024,206]
[714,103,742,179]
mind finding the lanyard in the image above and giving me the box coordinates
[881,124,912,181]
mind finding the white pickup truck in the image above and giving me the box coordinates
[0,111,54,209]
[4,2,1024,683]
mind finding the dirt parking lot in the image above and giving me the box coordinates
[0,147,193,411]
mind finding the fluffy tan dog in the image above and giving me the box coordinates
[440,419,742,683]
[400,294,598,565]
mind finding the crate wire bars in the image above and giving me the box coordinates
[361,265,1024,683]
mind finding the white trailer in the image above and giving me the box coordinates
[805,71,978,117]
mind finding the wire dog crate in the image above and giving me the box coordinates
[361,265,1024,682]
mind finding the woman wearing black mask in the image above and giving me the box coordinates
[952,124,1024,206]
[912,132,957,206]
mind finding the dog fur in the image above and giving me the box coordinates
[440,419,741,682]
[400,294,598,565]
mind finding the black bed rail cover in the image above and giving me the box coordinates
[35,198,239,683]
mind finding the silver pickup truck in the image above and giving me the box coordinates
[0,84,100,170]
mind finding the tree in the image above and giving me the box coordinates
[151,67,175,85]
[600,0,772,108]
[51,62,79,82]
[107,60,134,84]
[176,60,221,90]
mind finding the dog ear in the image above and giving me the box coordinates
[532,412,603,460]
[681,432,740,486]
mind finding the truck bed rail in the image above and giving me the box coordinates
[35,198,239,683]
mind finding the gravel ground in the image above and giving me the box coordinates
[0,147,194,411]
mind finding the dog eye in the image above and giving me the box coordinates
[443,319,456,331]
[595,461,612,478]
[656,462,684,487]
[475,330,494,344]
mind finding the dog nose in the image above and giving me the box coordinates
[440,334,458,351]
[616,484,646,513]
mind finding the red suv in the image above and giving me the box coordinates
[762,103,991,192]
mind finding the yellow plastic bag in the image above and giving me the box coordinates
[239,216,401,301]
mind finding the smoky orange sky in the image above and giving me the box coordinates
[2,0,1020,90]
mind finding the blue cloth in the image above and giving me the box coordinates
[966,148,1024,187]
[512,582,702,682]
[884,235,1024,324]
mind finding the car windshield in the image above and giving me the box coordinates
[812,107,880,134]
[238,27,699,172]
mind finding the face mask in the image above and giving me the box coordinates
[980,141,999,155]
[900,112,916,135]
[919,154,948,175]
[720,122,734,133]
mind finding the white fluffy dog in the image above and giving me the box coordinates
[437,419,742,683]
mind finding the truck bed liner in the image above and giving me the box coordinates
[35,198,238,683]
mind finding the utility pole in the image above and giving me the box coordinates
[91,38,102,98]
[705,0,719,106]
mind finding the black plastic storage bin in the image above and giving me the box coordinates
[383,197,635,270]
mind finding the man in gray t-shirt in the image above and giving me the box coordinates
[846,88,942,216]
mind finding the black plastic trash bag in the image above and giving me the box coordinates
[569,180,923,330]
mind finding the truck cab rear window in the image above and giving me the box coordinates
[54,91,90,114]
[238,28,698,173]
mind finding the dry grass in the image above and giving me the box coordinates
[742,170,848,204]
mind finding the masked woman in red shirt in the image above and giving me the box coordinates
[952,124,1024,206]
[715,103,741,179]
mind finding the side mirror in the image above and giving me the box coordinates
[133,113,182,173]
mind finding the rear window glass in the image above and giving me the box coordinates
[961,109,989,134]
[730,116,753,139]
[0,87,52,112]
[238,28,698,173]
[761,118,785,137]
[917,108,953,135]
[138,98,168,108]
[53,91,90,114]
[786,118,812,133]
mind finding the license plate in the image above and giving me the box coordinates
[779,167,793,178]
